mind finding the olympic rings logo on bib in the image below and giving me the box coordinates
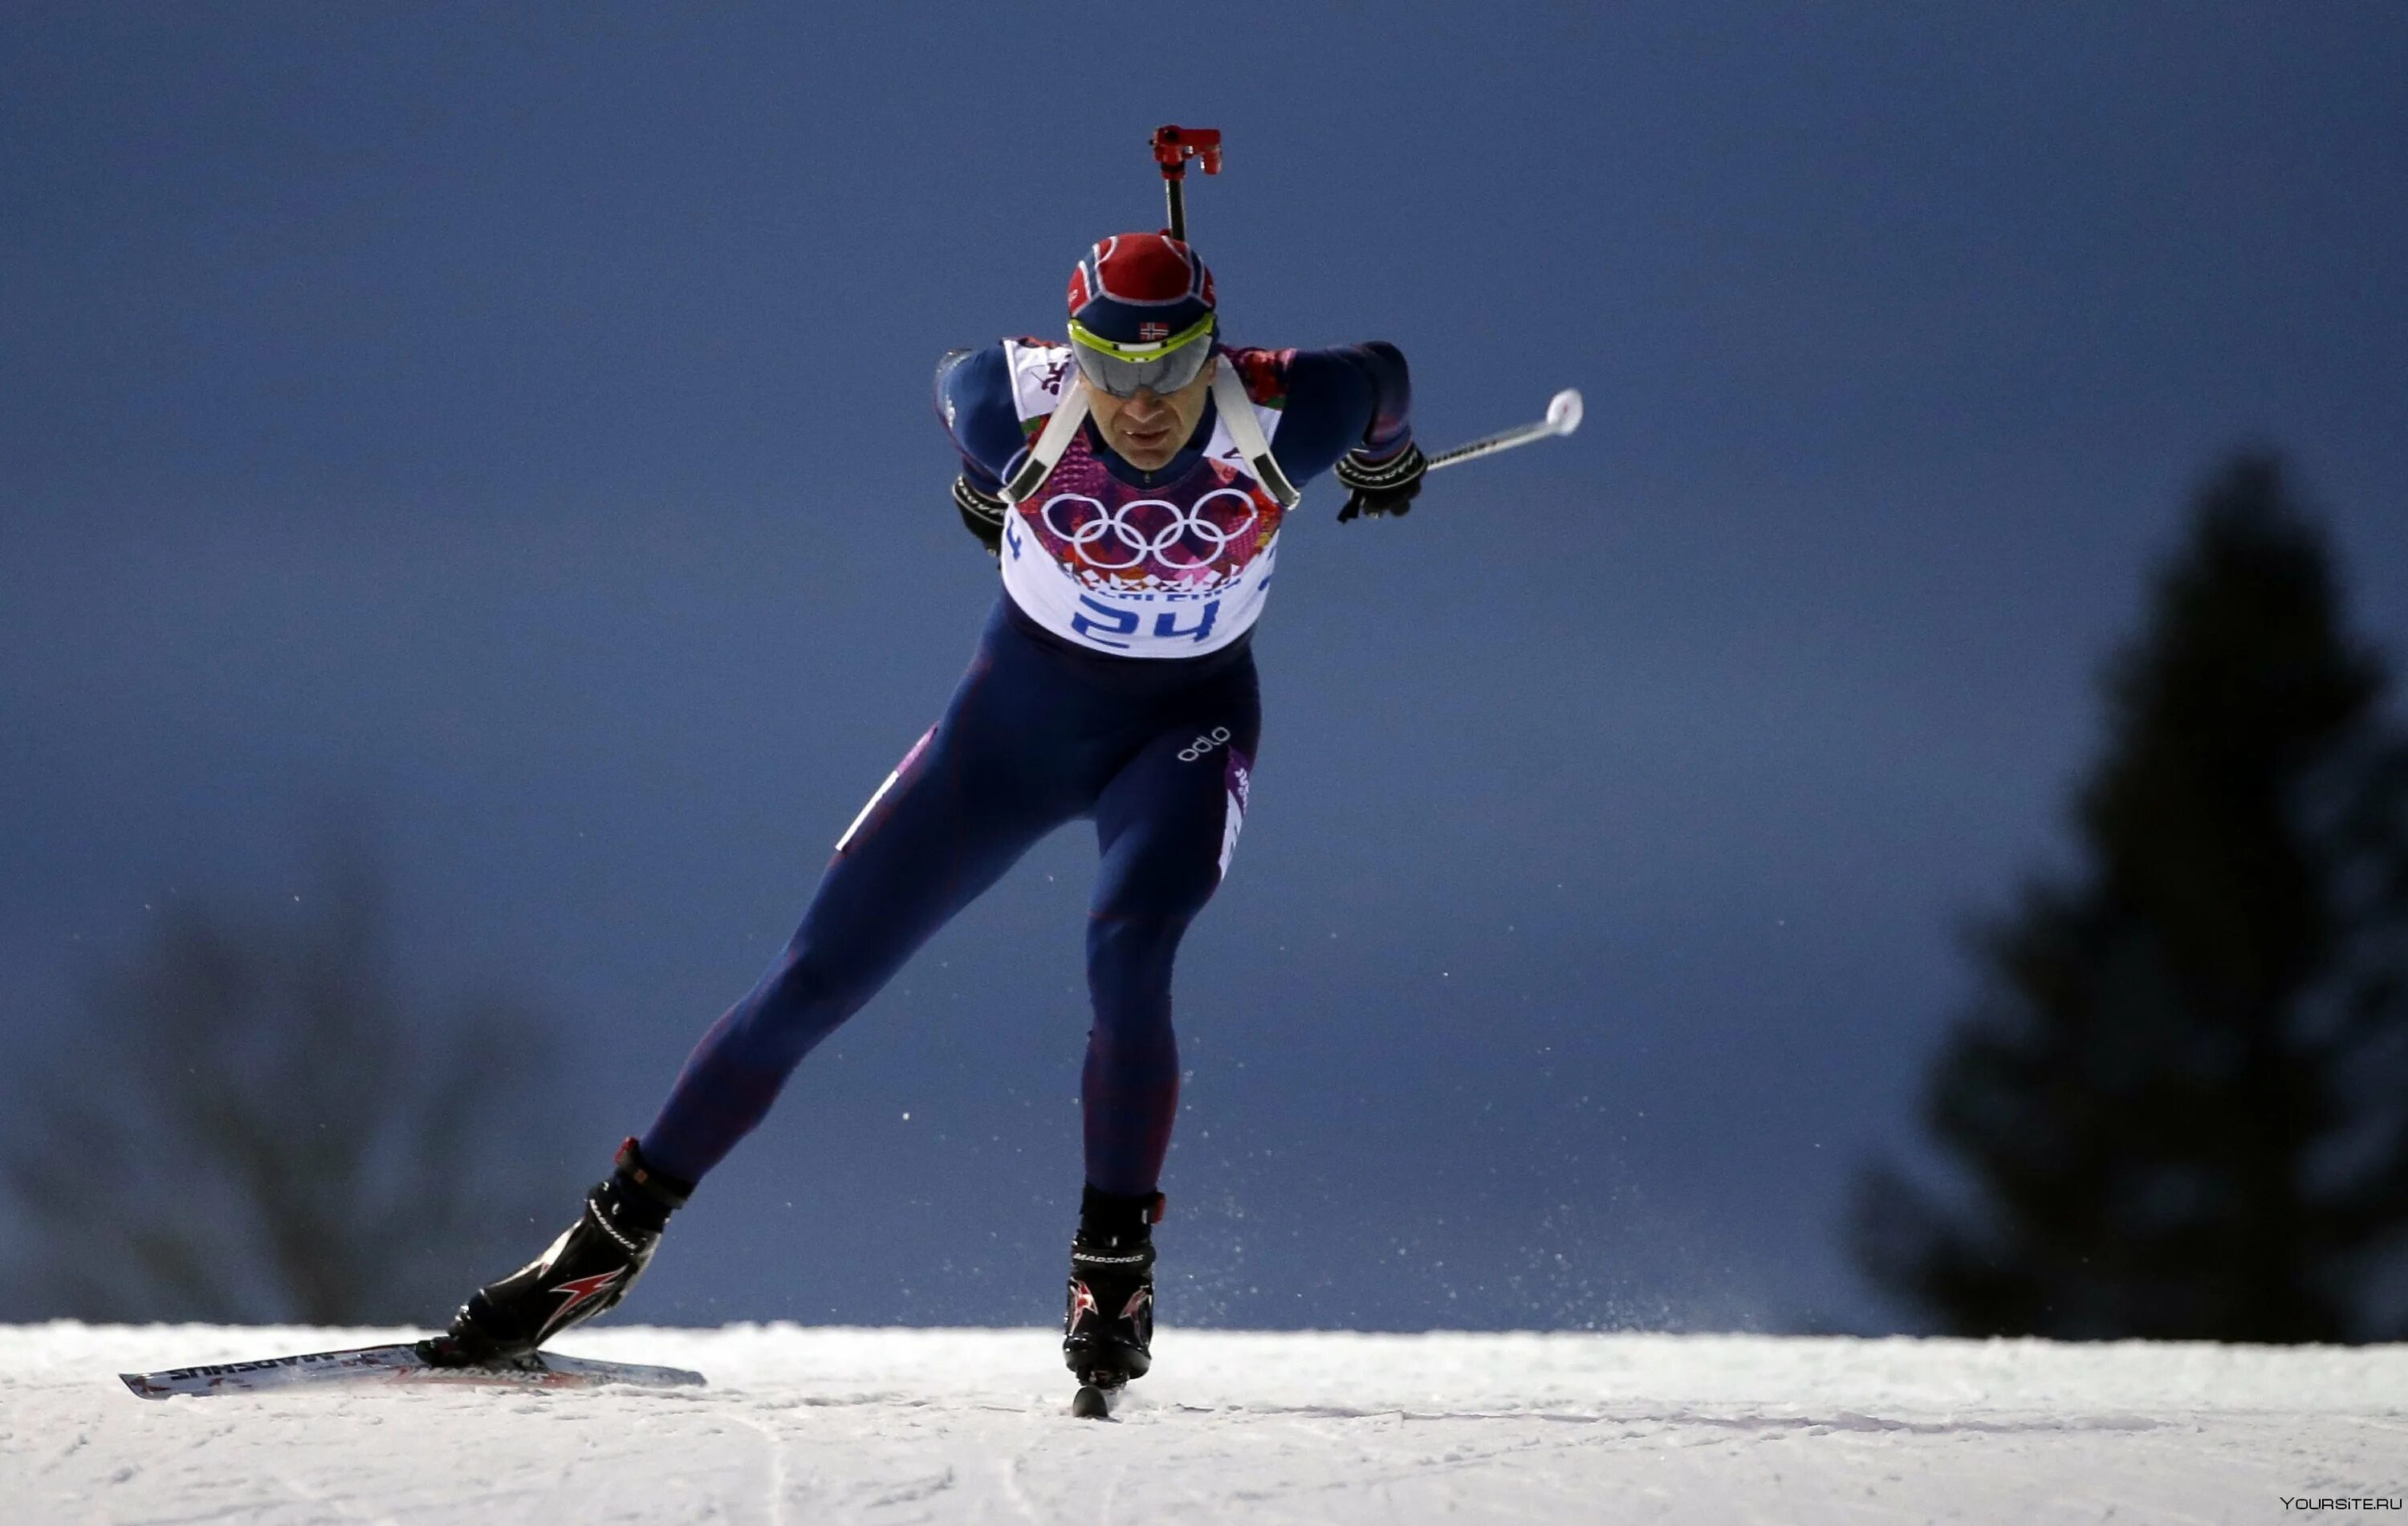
[1040,486,1262,583]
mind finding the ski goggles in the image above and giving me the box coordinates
[1066,313,1217,398]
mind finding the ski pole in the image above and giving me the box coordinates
[1423,389,1584,472]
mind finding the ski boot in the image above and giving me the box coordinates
[420,1137,691,1368]
[1064,1185,1161,1416]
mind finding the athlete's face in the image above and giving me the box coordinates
[1088,356,1218,472]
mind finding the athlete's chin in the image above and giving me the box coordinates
[1115,442,1178,470]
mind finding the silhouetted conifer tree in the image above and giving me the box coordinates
[1855,454,2408,1341]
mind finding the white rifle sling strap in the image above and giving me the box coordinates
[1001,376,1094,506]
[1210,366,1300,509]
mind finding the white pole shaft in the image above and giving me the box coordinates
[1422,388,1583,473]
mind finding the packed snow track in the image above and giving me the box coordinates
[6,1324,2402,1522]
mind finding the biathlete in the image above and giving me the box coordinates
[423,231,1426,1397]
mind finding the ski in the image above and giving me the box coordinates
[120,1341,706,1400]
[1070,1382,1119,1419]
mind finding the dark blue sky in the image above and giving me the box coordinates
[5,4,2404,1333]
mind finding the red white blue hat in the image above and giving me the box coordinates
[1067,233,1215,342]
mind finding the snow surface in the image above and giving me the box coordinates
[6,1323,2404,1523]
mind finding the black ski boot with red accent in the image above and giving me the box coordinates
[419,1137,692,1368]
[1064,1185,1162,1416]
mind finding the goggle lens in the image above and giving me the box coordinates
[1066,314,1218,398]
[1071,337,1214,398]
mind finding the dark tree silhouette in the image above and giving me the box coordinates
[1855,454,2408,1342]
[2,848,568,1325]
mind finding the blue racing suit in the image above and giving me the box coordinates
[640,338,1413,1198]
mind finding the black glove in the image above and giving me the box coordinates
[953,474,1008,556]
[1333,442,1427,523]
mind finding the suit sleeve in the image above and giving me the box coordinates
[1256,342,1415,486]
[933,344,1027,493]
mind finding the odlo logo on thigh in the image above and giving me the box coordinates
[1178,726,1233,763]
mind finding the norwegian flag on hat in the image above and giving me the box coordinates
[1066,233,1216,347]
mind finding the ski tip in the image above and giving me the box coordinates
[120,1373,171,1400]
[1071,1383,1115,1420]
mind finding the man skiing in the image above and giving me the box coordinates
[423,230,1424,1401]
